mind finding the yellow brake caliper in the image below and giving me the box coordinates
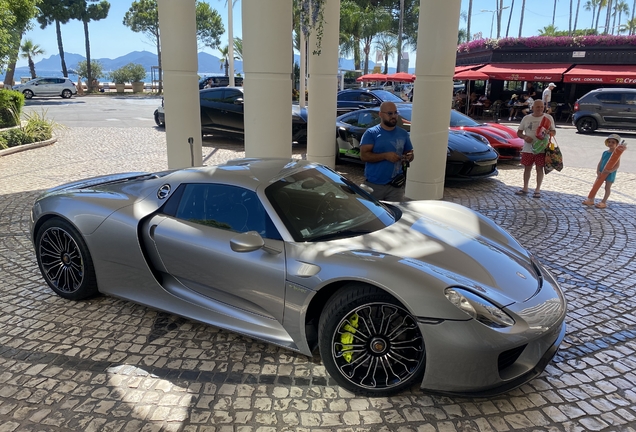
[340,313,359,363]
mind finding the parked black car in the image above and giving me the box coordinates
[336,89,407,115]
[154,87,308,142]
[573,88,636,133]
[198,76,244,89]
[335,106,499,179]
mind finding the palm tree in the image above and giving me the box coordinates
[20,39,45,79]
[218,45,230,76]
[538,24,559,35]
[584,0,599,28]
[360,7,392,74]
[632,0,636,32]
[220,0,238,86]
[519,0,527,37]
[613,1,630,33]
[604,0,614,32]
[339,0,363,71]
[458,28,468,44]
[569,0,573,34]
[496,0,504,38]
[233,37,243,61]
[375,33,396,74]
[396,0,404,72]
[553,0,558,26]
[623,16,636,32]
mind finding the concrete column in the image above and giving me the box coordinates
[242,0,292,158]
[306,0,340,168]
[406,0,461,199]
[158,0,201,169]
[228,1,235,87]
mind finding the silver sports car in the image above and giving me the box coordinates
[31,159,566,396]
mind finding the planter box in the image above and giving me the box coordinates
[131,82,144,93]
[115,83,125,93]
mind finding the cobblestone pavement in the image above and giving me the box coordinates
[1,128,636,432]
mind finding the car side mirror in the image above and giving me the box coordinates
[234,98,244,105]
[230,231,281,254]
[337,127,348,141]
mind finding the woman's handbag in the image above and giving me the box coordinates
[544,138,564,174]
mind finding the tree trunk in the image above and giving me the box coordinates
[552,0,557,26]
[384,54,389,74]
[569,0,573,34]
[518,0,526,37]
[354,38,361,71]
[595,4,602,31]
[83,20,93,91]
[496,0,503,38]
[156,37,163,94]
[396,0,404,72]
[506,0,515,37]
[574,0,581,33]
[612,3,618,33]
[632,0,636,34]
[28,57,36,79]
[56,20,68,77]
[467,0,473,41]
[3,31,24,89]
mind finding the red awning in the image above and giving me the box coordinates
[356,73,387,82]
[479,63,570,81]
[454,64,483,74]
[386,72,416,82]
[564,65,636,84]
[454,70,489,81]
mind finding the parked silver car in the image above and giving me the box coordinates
[12,77,77,99]
[30,158,566,396]
[573,87,636,133]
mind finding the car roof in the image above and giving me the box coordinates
[588,88,636,93]
[164,158,318,190]
[200,86,244,93]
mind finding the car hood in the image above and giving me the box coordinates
[292,104,308,122]
[319,201,537,304]
[452,124,522,146]
[447,131,494,154]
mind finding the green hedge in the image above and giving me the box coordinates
[0,111,56,150]
[0,90,25,128]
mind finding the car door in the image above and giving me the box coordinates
[147,183,287,321]
[620,92,636,127]
[594,92,623,126]
[217,89,244,132]
[199,88,225,130]
[342,111,382,148]
[32,78,52,96]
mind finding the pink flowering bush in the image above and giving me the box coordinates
[458,35,636,53]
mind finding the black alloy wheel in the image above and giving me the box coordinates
[36,218,98,300]
[576,117,598,134]
[319,283,426,396]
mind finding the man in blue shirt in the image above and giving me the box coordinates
[360,102,414,201]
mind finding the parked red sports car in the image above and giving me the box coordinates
[449,110,523,160]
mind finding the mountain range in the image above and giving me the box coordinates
[6,50,415,79]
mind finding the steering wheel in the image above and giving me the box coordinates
[315,192,336,224]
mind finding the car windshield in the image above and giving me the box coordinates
[450,110,482,127]
[372,90,405,103]
[265,165,397,242]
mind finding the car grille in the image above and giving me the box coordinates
[498,344,527,372]
[467,164,496,176]
[497,147,520,157]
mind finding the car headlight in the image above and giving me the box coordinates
[445,288,515,328]
[480,130,508,144]
[468,132,492,147]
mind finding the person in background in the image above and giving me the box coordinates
[360,101,414,202]
[515,100,556,198]
[542,83,556,114]
[508,93,533,121]
[526,83,537,99]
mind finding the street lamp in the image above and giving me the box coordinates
[480,7,510,39]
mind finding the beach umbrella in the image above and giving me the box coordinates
[386,72,416,82]
[356,73,388,82]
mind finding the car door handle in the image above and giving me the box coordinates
[149,224,157,239]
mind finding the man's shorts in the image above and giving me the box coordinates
[521,152,545,167]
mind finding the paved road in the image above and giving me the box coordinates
[22,95,636,173]
[1,127,636,431]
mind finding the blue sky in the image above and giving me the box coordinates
[16,0,623,68]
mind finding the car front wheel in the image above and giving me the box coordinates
[61,89,72,98]
[318,283,426,396]
[154,109,164,127]
[576,117,598,134]
[35,218,98,300]
[23,89,33,99]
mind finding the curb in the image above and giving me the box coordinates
[0,136,57,157]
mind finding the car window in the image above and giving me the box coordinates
[624,93,636,105]
[369,90,405,102]
[595,93,622,104]
[338,92,359,101]
[201,89,224,102]
[172,184,281,239]
[357,111,380,127]
[222,89,243,103]
[359,93,378,103]
[39,79,54,84]
[449,109,481,127]
[55,78,65,84]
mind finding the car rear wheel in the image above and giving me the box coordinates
[61,89,72,98]
[576,117,598,134]
[35,218,98,300]
[23,89,33,99]
[318,283,426,396]
[154,109,164,127]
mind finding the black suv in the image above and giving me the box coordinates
[573,88,636,133]
[198,76,244,89]
[336,89,406,115]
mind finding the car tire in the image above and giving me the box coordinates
[35,218,98,301]
[61,89,72,99]
[23,89,33,99]
[576,117,598,134]
[318,283,426,396]
[154,109,165,127]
